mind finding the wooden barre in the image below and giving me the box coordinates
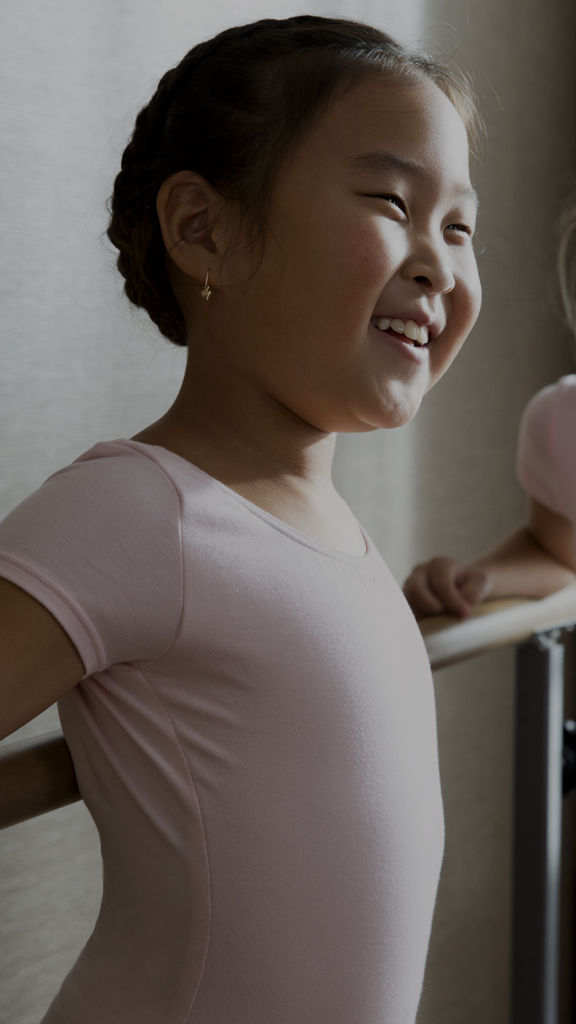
[2,584,576,830]
[420,584,576,669]
[0,731,80,829]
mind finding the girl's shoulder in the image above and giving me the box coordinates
[0,439,186,676]
[61,437,179,487]
[537,373,576,402]
[41,438,192,517]
[519,374,576,440]
[516,375,576,514]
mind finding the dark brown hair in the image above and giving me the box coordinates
[107,15,481,346]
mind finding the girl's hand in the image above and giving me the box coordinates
[402,557,492,619]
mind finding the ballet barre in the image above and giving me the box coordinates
[2,584,576,1024]
[0,729,80,828]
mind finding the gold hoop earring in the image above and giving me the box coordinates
[201,271,212,302]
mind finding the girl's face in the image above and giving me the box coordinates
[214,73,482,433]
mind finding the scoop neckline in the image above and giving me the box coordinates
[112,438,374,565]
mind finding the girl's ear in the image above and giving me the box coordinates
[156,170,225,281]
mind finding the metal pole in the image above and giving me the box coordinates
[512,630,565,1024]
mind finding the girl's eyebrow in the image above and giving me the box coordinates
[349,150,480,209]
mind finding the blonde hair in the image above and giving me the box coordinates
[558,197,576,339]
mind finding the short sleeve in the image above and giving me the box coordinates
[516,376,576,518]
[0,443,184,676]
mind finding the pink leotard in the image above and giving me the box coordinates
[0,440,444,1024]
[517,375,576,548]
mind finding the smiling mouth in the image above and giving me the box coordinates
[371,316,429,347]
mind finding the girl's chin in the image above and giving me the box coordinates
[373,389,426,429]
[337,402,425,433]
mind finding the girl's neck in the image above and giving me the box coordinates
[133,365,338,495]
[132,360,367,557]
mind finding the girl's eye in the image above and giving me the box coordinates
[445,223,474,238]
[366,193,406,213]
[382,194,405,211]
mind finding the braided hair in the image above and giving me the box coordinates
[107,15,481,346]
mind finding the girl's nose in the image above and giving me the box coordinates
[404,241,455,295]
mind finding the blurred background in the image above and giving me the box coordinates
[1,1,575,1021]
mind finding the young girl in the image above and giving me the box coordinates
[0,16,482,1023]
[403,205,576,619]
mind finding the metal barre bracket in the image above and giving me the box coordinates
[511,624,571,1024]
[531,619,576,652]
[563,720,576,796]
[530,623,576,797]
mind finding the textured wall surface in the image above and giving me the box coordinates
[1,0,575,1022]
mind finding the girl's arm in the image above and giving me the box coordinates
[403,499,576,619]
[0,577,84,740]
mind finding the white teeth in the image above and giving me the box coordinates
[372,316,429,345]
[390,317,408,335]
[402,321,422,342]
